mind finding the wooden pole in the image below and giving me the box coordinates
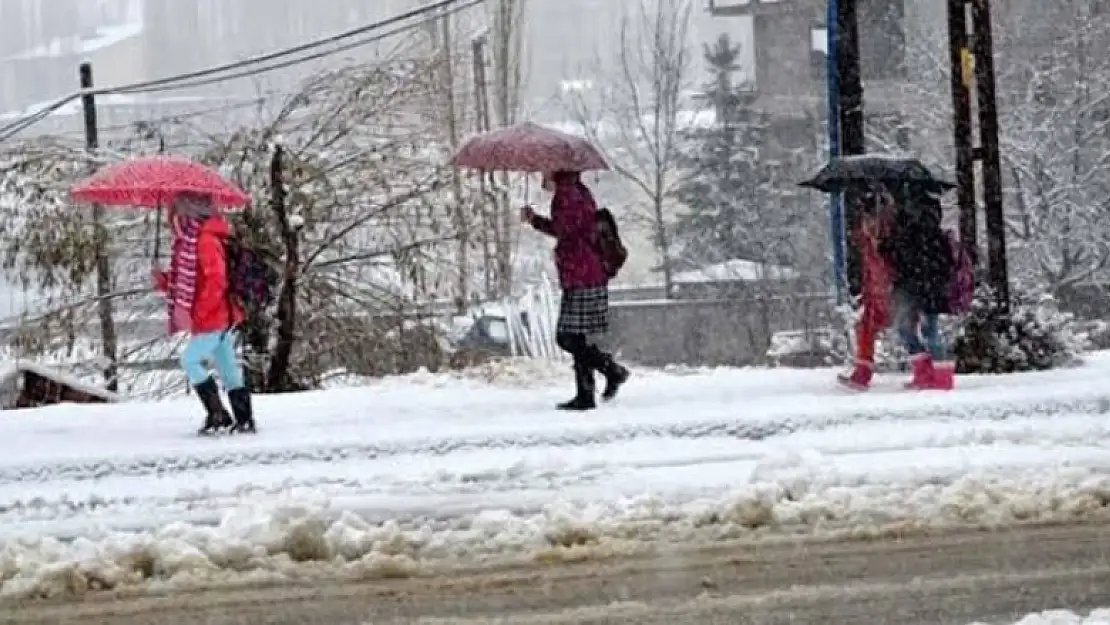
[835,0,865,298]
[947,0,977,254]
[970,0,1008,306]
[472,35,498,299]
[79,62,119,392]
[441,15,469,312]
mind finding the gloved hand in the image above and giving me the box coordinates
[171,306,192,334]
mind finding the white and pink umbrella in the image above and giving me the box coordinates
[452,122,609,173]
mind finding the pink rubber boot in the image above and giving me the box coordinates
[905,353,937,390]
[931,360,956,390]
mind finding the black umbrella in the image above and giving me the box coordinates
[799,155,955,194]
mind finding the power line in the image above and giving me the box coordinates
[115,0,485,97]
[0,0,461,141]
[0,104,69,141]
[0,0,483,143]
[105,0,474,96]
[48,96,278,140]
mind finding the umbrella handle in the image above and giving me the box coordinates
[153,138,166,266]
[152,206,163,267]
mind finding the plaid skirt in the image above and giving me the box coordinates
[557,286,609,335]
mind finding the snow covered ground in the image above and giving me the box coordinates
[4,354,1110,600]
[976,608,1110,624]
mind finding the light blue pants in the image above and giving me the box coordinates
[180,331,244,389]
[920,313,945,360]
[894,290,946,360]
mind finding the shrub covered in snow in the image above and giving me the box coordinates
[954,285,1088,374]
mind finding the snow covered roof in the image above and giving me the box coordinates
[6,21,144,62]
[673,259,798,283]
[546,108,718,142]
[0,361,122,403]
[610,259,799,293]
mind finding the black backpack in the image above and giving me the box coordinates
[596,207,628,279]
[225,238,277,316]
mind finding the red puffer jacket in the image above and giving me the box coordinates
[191,216,244,334]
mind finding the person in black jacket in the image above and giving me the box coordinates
[881,184,954,389]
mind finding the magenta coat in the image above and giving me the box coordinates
[530,175,608,289]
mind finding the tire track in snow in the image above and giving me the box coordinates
[2,394,1109,485]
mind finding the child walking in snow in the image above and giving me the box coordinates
[153,191,256,435]
[522,171,630,411]
[838,187,895,390]
[883,185,957,391]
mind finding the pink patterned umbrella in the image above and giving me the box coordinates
[70,155,250,209]
[452,122,609,172]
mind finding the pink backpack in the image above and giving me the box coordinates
[946,230,974,314]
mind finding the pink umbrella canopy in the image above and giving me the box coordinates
[70,155,251,209]
[452,122,609,173]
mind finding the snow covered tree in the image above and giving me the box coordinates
[954,283,1087,373]
[0,138,155,392]
[998,1,1110,303]
[565,0,694,294]
[669,34,794,269]
[0,53,481,396]
[893,0,1110,302]
[666,34,818,358]
[201,60,461,392]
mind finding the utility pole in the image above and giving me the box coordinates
[472,35,495,299]
[489,0,525,298]
[970,0,1007,305]
[440,14,469,313]
[833,0,865,299]
[79,62,119,392]
[820,0,1008,308]
[946,0,977,254]
[946,0,1008,306]
[825,0,845,303]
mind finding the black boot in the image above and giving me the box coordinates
[227,388,257,434]
[194,377,233,435]
[601,361,630,401]
[557,361,597,411]
[584,346,630,401]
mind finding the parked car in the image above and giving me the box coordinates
[450,312,533,365]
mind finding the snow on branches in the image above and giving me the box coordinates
[0,53,498,394]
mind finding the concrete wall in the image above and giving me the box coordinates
[607,293,834,367]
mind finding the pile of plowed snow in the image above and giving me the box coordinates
[4,467,1110,601]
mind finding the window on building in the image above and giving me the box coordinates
[810,26,828,83]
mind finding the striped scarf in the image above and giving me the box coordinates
[167,215,201,334]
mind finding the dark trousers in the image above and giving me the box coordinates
[557,333,615,396]
[556,333,608,369]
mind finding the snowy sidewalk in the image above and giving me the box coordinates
[3,355,1110,599]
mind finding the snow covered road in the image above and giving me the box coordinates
[4,356,1110,600]
[7,523,1110,625]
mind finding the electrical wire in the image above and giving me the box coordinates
[51,96,276,140]
[0,0,483,143]
[100,0,470,96]
[0,100,76,141]
[113,0,485,97]
[3,94,282,144]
